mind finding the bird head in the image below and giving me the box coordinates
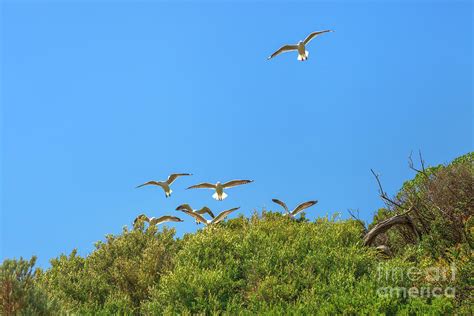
[298,40,304,45]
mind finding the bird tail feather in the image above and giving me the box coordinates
[212,192,228,200]
[298,51,309,61]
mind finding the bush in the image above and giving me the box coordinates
[140,213,456,314]
[39,224,178,313]
[0,256,58,315]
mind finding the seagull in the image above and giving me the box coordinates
[178,207,240,226]
[133,214,183,226]
[187,180,253,201]
[272,199,318,218]
[136,173,192,198]
[175,204,215,225]
[267,30,334,61]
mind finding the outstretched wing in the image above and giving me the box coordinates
[134,214,149,224]
[291,200,318,216]
[267,45,298,60]
[272,199,289,214]
[187,182,216,190]
[179,210,208,225]
[222,180,253,189]
[136,181,163,189]
[176,204,194,213]
[196,206,215,218]
[166,173,192,185]
[303,30,333,45]
[150,216,183,225]
[212,207,240,224]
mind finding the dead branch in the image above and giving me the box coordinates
[408,150,430,177]
[348,209,367,234]
[363,208,420,246]
[408,151,424,174]
[419,150,426,172]
[370,169,406,210]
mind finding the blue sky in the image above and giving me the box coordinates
[1,1,472,267]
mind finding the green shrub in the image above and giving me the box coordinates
[39,224,178,313]
[0,256,58,315]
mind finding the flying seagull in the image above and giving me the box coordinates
[187,180,253,201]
[136,173,192,198]
[176,204,215,218]
[133,214,183,226]
[272,199,318,218]
[267,30,334,61]
[175,204,215,224]
[178,207,240,226]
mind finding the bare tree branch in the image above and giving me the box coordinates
[370,169,406,210]
[348,209,367,234]
[408,151,423,174]
[363,207,419,246]
[408,150,428,176]
[419,150,426,172]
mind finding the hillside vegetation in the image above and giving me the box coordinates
[1,153,472,315]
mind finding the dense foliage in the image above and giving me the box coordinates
[0,257,57,314]
[1,153,472,315]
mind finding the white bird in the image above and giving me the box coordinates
[272,199,318,218]
[175,204,215,225]
[136,173,192,198]
[178,207,240,226]
[133,214,183,226]
[187,180,253,201]
[267,30,334,61]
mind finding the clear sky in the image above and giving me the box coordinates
[1,1,472,267]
